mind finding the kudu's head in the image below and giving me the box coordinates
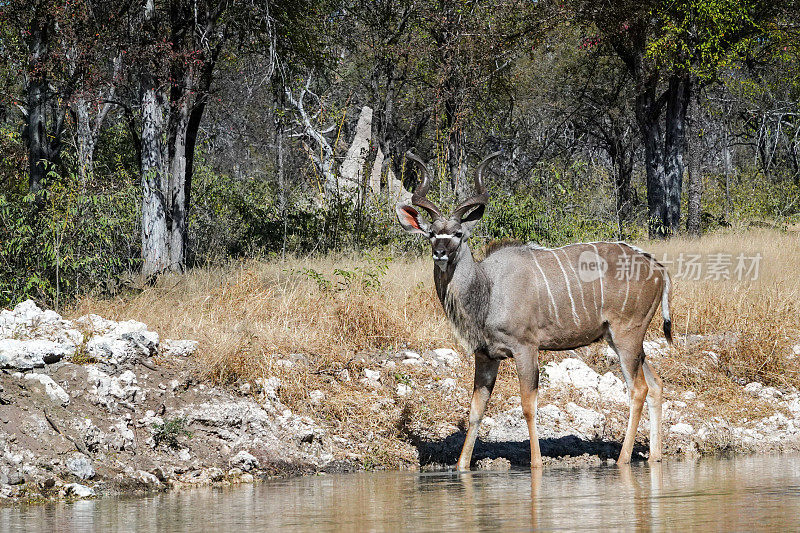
[396,151,501,272]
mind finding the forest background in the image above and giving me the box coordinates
[1,0,799,309]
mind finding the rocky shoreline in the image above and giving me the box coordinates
[2,300,800,503]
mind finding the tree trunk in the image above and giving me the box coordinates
[166,70,192,273]
[663,73,691,235]
[140,87,170,279]
[635,82,668,239]
[686,104,702,237]
[74,55,120,185]
[722,129,733,222]
[25,16,52,196]
[75,97,95,183]
[448,132,470,200]
[634,71,691,239]
[609,134,636,223]
[275,109,288,261]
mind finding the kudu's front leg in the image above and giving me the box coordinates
[457,352,500,471]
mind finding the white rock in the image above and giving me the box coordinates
[597,372,628,404]
[643,339,669,358]
[229,450,259,472]
[484,406,527,441]
[401,358,421,366]
[257,377,282,403]
[65,454,95,480]
[397,384,412,396]
[702,350,720,365]
[1,301,83,347]
[309,390,325,405]
[544,358,601,390]
[670,423,694,435]
[0,339,74,369]
[744,382,763,397]
[360,377,381,389]
[431,348,460,367]
[565,402,605,438]
[538,404,565,423]
[437,378,457,391]
[178,449,191,461]
[400,350,420,360]
[11,300,40,320]
[275,359,296,369]
[107,419,136,451]
[86,366,143,409]
[24,373,70,405]
[135,470,161,485]
[162,339,198,357]
[65,483,95,498]
[543,358,608,403]
[138,410,164,429]
[793,344,800,356]
[364,369,381,382]
[84,319,159,365]
[278,411,324,444]
[759,386,782,400]
[682,391,697,401]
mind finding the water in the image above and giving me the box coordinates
[3,456,800,532]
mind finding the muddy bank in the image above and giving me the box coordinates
[2,300,800,502]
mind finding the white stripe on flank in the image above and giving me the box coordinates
[616,243,630,312]
[551,250,580,325]
[589,243,604,308]
[561,248,589,319]
[533,256,560,325]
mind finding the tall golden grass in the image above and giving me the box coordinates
[645,228,800,388]
[69,227,800,462]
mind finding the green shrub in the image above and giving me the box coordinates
[152,417,192,449]
[0,168,140,309]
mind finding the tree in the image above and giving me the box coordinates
[571,0,778,238]
[131,0,328,277]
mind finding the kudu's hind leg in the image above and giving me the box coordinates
[611,339,649,464]
[457,353,500,471]
[515,348,542,468]
[642,360,663,462]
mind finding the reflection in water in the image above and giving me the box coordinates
[2,456,800,532]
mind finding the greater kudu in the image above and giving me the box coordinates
[396,152,672,469]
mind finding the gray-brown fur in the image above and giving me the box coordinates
[396,152,671,470]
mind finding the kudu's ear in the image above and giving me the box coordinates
[395,204,430,235]
[459,204,485,232]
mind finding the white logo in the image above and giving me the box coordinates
[578,251,607,282]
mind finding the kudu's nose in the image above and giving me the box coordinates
[433,249,447,261]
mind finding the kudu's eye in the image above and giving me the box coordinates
[455,231,464,239]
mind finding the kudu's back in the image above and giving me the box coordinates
[478,241,671,353]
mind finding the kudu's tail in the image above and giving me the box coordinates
[661,272,673,344]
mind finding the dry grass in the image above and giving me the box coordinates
[73,255,453,378]
[67,228,800,463]
[645,227,800,390]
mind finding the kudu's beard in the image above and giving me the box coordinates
[434,257,450,272]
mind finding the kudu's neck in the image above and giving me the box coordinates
[433,242,477,302]
[433,242,489,354]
